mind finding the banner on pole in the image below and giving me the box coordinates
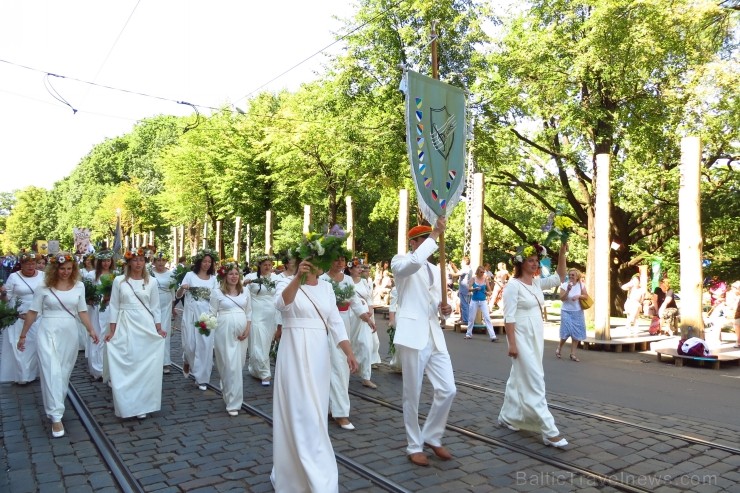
[403,70,466,222]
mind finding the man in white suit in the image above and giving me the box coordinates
[391,217,456,467]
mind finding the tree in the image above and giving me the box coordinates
[474,0,739,313]
[3,187,54,252]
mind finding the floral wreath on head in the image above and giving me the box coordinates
[123,247,148,262]
[253,254,275,265]
[95,249,115,260]
[216,258,240,281]
[18,251,39,262]
[49,253,74,265]
[512,242,548,264]
[192,248,219,264]
[347,257,362,268]
[83,252,96,262]
[152,250,169,261]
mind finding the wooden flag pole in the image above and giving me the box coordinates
[430,20,448,306]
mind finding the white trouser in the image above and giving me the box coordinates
[398,337,456,455]
[466,300,496,339]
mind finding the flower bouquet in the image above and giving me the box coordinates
[296,225,350,283]
[189,287,212,301]
[82,277,102,306]
[170,264,189,290]
[387,323,396,358]
[195,312,217,336]
[0,298,21,331]
[542,206,575,246]
[96,273,116,312]
[329,279,355,310]
[251,276,277,291]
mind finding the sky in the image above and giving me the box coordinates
[0,0,357,194]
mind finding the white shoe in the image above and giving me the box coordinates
[163,366,171,374]
[227,410,238,417]
[543,436,568,448]
[339,422,355,430]
[51,423,65,438]
[137,414,147,419]
[261,379,271,387]
[198,384,207,391]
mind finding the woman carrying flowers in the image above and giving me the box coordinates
[176,248,219,390]
[346,258,377,389]
[83,249,115,380]
[244,254,281,386]
[318,231,375,431]
[210,259,251,416]
[150,251,176,374]
[104,248,166,419]
[498,241,570,448]
[17,252,99,437]
[270,254,358,493]
[0,251,42,385]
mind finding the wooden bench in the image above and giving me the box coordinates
[655,348,740,370]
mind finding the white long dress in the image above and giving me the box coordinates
[180,272,218,385]
[31,282,87,422]
[210,288,250,412]
[499,274,562,438]
[245,273,280,381]
[83,270,107,379]
[105,276,164,418]
[270,279,348,493]
[150,268,175,366]
[349,277,374,381]
[0,270,42,383]
[319,272,366,418]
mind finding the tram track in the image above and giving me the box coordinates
[168,363,412,493]
[347,387,653,493]
[66,382,145,493]
[455,379,740,455]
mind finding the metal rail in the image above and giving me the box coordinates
[349,389,654,493]
[169,363,412,493]
[67,383,145,493]
[456,379,740,455]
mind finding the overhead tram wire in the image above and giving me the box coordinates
[80,0,142,107]
[233,0,407,104]
[1,58,395,132]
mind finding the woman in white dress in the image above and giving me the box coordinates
[0,252,42,384]
[150,252,175,374]
[84,249,115,380]
[175,248,218,390]
[210,260,251,416]
[270,258,358,493]
[104,248,166,419]
[346,258,377,388]
[245,255,281,386]
[498,242,568,448]
[17,252,99,438]
[320,255,375,430]
[361,264,382,367]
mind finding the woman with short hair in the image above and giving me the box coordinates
[557,268,588,362]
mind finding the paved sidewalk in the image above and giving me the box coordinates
[2,326,739,492]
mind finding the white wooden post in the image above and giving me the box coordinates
[679,136,704,338]
[594,153,612,340]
